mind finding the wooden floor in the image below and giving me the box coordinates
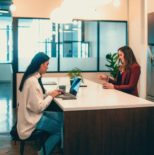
[0,83,62,155]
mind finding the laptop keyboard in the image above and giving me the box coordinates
[55,93,76,99]
[62,93,73,97]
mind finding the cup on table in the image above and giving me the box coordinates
[58,85,66,91]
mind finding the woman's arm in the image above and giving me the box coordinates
[43,90,52,99]
[114,66,140,91]
[108,73,118,85]
[26,79,53,114]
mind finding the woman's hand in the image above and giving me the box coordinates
[56,89,65,94]
[98,75,108,81]
[102,82,114,89]
[50,89,64,98]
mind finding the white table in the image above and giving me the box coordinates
[43,77,154,155]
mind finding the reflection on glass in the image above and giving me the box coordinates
[60,21,97,71]
[99,21,127,71]
[18,19,58,72]
[18,19,58,58]
[0,17,13,63]
[17,19,127,72]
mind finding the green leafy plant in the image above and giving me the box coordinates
[105,53,119,80]
[68,67,84,83]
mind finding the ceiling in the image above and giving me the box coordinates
[0,0,12,17]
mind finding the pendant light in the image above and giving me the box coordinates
[10,1,16,12]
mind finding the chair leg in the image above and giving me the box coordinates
[40,134,46,155]
[14,140,16,145]
[20,140,25,155]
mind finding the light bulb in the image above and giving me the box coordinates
[10,4,16,12]
[65,25,69,30]
[113,0,120,7]
[73,20,78,25]
[52,31,56,35]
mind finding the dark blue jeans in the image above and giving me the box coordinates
[36,111,63,155]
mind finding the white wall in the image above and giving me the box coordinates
[0,64,12,82]
[148,0,154,13]
[128,0,147,99]
[12,0,128,21]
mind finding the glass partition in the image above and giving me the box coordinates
[17,19,127,72]
[18,19,58,72]
[60,21,97,71]
[99,21,127,71]
[0,17,13,63]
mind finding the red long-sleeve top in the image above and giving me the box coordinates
[109,63,141,97]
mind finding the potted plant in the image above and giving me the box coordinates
[68,67,84,85]
[105,53,119,80]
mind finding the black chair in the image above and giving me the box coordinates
[19,130,46,155]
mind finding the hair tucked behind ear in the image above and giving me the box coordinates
[19,52,50,92]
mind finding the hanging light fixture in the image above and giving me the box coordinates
[61,0,88,18]
[113,0,120,7]
[65,25,69,30]
[73,20,78,25]
[87,0,113,6]
[50,7,73,23]
[50,8,62,23]
[10,1,16,12]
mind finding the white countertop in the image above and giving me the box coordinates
[43,77,154,111]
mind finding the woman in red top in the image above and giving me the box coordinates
[98,46,141,97]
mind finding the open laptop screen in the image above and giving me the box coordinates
[69,77,82,96]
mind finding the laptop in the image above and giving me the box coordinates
[56,77,82,99]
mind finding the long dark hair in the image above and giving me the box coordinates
[118,46,140,72]
[19,52,50,92]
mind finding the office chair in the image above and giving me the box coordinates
[19,130,46,155]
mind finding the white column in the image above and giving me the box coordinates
[128,0,147,98]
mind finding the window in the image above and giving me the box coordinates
[17,19,127,72]
[99,21,127,71]
[18,19,58,72]
[0,17,13,63]
[59,21,97,71]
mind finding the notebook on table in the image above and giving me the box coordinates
[56,77,82,100]
[42,81,57,85]
[42,78,57,85]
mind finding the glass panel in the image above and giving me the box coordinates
[60,24,63,42]
[63,23,72,41]
[18,19,58,72]
[99,22,127,71]
[81,43,88,58]
[0,17,13,63]
[63,43,72,57]
[72,21,81,41]
[60,43,63,57]
[72,42,81,58]
[60,21,97,71]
